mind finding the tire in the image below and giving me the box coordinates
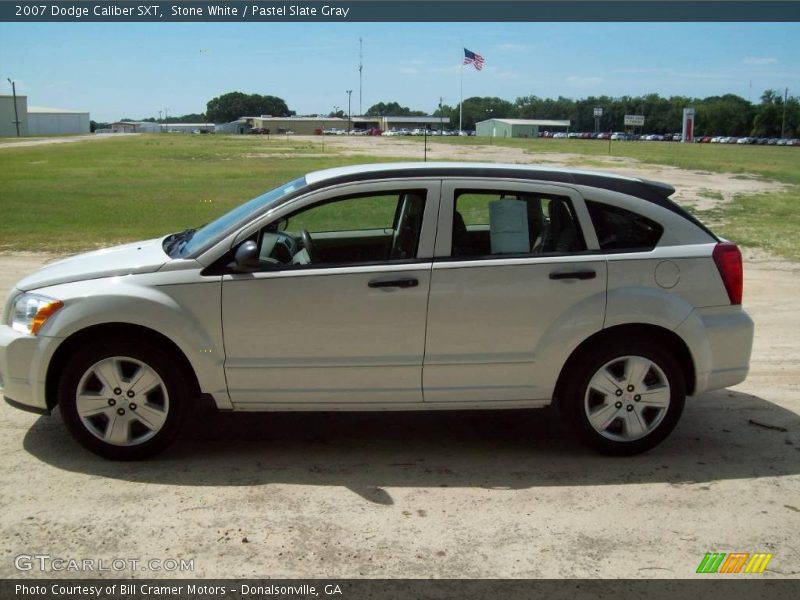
[559,338,686,455]
[58,336,190,460]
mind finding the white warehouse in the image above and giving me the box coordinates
[28,106,90,135]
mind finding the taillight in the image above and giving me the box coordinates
[712,242,743,305]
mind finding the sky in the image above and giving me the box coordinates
[0,21,798,122]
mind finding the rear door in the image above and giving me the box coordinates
[423,179,607,404]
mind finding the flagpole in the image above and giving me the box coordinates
[459,56,463,133]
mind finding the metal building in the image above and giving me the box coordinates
[0,94,29,136]
[28,106,90,135]
[475,118,571,138]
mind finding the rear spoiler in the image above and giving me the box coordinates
[640,179,676,197]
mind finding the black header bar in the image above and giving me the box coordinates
[3,1,800,23]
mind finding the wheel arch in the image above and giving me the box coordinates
[553,323,696,408]
[45,323,201,410]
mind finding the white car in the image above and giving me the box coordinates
[0,163,753,459]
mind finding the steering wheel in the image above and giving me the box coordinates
[300,229,315,261]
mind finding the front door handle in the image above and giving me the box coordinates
[549,269,596,280]
[368,277,419,289]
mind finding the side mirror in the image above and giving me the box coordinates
[233,240,260,270]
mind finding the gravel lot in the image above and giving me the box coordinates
[0,150,798,579]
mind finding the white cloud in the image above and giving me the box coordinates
[494,71,520,81]
[400,67,419,76]
[495,43,527,52]
[430,64,464,75]
[743,57,778,65]
[566,76,604,86]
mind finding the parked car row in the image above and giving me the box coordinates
[543,131,800,145]
[697,136,800,146]
[382,128,475,137]
[542,132,669,141]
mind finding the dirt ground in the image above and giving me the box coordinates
[0,144,798,579]
[0,133,136,150]
[314,135,789,211]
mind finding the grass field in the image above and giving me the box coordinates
[0,135,390,252]
[432,137,800,186]
[0,134,798,259]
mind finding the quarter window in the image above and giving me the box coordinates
[585,200,663,251]
[451,190,586,257]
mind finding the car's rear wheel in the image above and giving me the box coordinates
[560,340,685,455]
[58,338,188,460]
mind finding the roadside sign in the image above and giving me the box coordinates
[682,108,695,143]
[624,114,645,126]
[593,107,603,117]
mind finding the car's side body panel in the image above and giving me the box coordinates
[221,263,433,406]
[424,257,607,402]
[12,267,230,411]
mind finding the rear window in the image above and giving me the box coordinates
[586,200,663,251]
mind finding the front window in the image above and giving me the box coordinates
[251,189,427,268]
[175,176,307,257]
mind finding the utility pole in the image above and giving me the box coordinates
[358,37,363,115]
[439,96,444,133]
[346,90,352,132]
[6,78,20,137]
[781,87,788,139]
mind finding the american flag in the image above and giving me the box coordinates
[463,48,485,71]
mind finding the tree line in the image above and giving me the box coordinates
[431,90,799,136]
[98,89,798,138]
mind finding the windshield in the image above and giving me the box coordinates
[177,176,307,257]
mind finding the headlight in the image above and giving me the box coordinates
[10,293,64,335]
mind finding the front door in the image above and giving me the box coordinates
[221,181,440,408]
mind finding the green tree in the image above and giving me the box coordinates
[206,92,291,123]
[453,96,515,130]
[365,101,426,116]
[752,89,784,137]
[694,94,753,136]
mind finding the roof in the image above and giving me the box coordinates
[383,116,449,123]
[304,162,638,186]
[28,106,89,114]
[298,162,717,240]
[477,118,571,127]
[247,116,351,122]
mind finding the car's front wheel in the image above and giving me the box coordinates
[58,338,189,459]
[560,340,686,455]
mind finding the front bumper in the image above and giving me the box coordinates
[0,324,53,413]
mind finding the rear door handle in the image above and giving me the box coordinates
[368,277,419,289]
[549,269,596,280]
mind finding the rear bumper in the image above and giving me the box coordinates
[676,306,754,395]
[0,325,53,413]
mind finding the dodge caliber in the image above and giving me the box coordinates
[0,163,754,458]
